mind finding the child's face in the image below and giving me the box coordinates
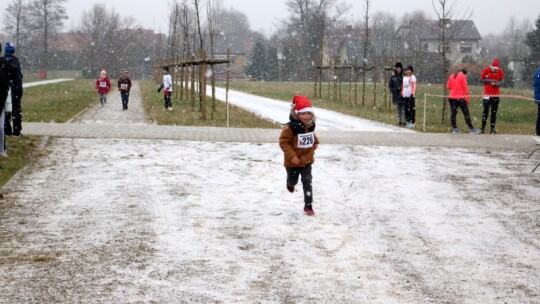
[298,112,313,124]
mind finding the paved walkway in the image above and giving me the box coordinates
[20,122,538,150]
[18,80,539,151]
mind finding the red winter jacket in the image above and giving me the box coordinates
[447,71,470,103]
[95,76,111,94]
[480,58,504,96]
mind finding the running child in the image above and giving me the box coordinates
[279,95,320,216]
[95,69,111,107]
[118,70,132,110]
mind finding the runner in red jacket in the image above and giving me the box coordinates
[480,58,505,134]
[446,69,480,134]
[95,69,111,107]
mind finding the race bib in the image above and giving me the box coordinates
[297,132,315,148]
[121,83,128,90]
[99,81,107,88]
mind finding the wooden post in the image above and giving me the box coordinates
[313,66,318,99]
[349,67,352,104]
[191,55,196,112]
[384,67,388,111]
[338,67,342,103]
[226,48,230,128]
[200,51,206,120]
[179,54,185,101]
[318,68,322,99]
[354,63,358,105]
[373,72,377,108]
[327,66,331,99]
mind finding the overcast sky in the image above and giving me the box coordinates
[0,0,539,38]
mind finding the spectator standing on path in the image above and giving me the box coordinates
[4,42,23,137]
[279,96,320,216]
[95,69,111,107]
[0,43,11,157]
[401,65,416,129]
[118,70,132,110]
[533,66,540,143]
[389,62,405,126]
[157,66,173,111]
[480,58,505,134]
[447,68,481,134]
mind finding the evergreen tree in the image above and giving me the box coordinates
[266,46,279,81]
[525,14,540,63]
[246,40,267,81]
[524,14,540,81]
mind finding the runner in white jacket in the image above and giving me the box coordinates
[157,66,173,110]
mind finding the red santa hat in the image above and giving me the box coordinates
[100,69,107,75]
[490,58,500,70]
[293,95,313,114]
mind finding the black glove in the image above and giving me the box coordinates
[157,88,161,93]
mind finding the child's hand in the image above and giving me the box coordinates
[291,156,300,165]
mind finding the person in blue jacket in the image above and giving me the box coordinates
[534,66,540,142]
[3,42,23,137]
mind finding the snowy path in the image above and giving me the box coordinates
[210,86,411,132]
[0,81,539,303]
[23,78,74,88]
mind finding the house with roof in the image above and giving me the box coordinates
[397,19,482,64]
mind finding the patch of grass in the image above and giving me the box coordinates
[140,80,279,128]
[1,79,95,188]
[23,79,97,123]
[0,136,44,187]
[224,81,537,134]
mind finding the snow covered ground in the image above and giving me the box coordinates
[23,78,74,88]
[210,86,412,132]
[0,81,539,303]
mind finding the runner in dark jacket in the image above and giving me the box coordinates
[389,62,404,126]
[4,42,23,137]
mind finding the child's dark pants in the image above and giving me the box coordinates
[121,92,129,109]
[286,164,313,204]
[164,91,172,108]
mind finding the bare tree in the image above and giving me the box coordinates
[432,0,472,123]
[193,0,205,53]
[361,0,371,106]
[207,0,218,117]
[3,0,29,51]
[167,1,181,63]
[80,4,142,77]
[281,0,350,80]
[27,0,68,70]
[502,17,531,61]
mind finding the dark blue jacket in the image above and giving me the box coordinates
[534,67,540,104]
[4,53,23,95]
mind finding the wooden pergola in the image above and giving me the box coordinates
[154,50,231,123]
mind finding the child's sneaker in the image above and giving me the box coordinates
[304,204,315,216]
[452,128,461,134]
[533,135,540,144]
[286,184,294,193]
